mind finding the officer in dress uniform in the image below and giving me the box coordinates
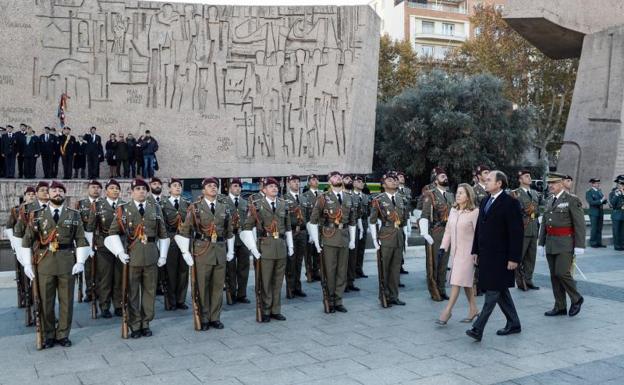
[353,176,370,279]
[76,180,102,303]
[21,181,90,348]
[586,178,607,248]
[370,172,409,307]
[303,174,322,281]
[539,173,585,317]
[396,171,412,275]
[240,177,294,322]
[175,177,233,330]
[343,174,363,292]
[309,171,357,313]
[283,175,311,299]
[104,178,170,338]
[224,178,252,304]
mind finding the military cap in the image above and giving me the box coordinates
[614,175,624,184]
[150,177,162,185]
[382,171,398,182]
[88,179,102,188]
[131,178,150,190]
[49,180,66,193]
[328,171,341,178]
[589,178,600,183]
[563,175,573,181]
[518,169,531,177]
[106,179,120,189]
[230,178,242,186]
[35,181,49,191]
[476,164,490,174]
[287,175,300,181]
[169,177,183,186]
[308,174,319,180]
[546,173,566,183]
[354,175,365,182]
[24,186,36,194]
[263,177,279,187]
[431,167,446,179]
[19,123,26,127]
[202,177,219,187]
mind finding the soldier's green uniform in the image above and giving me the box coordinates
[284,189,312,297]
[76,197,98,301]
[345,189,362,290]
[370,191,407,305]
[511,187,542,289]
[22,204,89,343]
[354,189,370,277]
[161,195,190,308]
[178,198,233,325]
[397,185,412,273]
[303,187,321,280]
[420,186,454,300]
[242,194,291,318]
[6,204,27,308]
[107,200,168,333]
[14,200,48,239]
[586,181,606,248]
[539,187,585,313]
[86,197,125,314]
[310,189,356,310]
[224,193,251,303]
[609,183,624,250]
[473,183,488,207]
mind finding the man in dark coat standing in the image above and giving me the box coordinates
[467,170,524,342]
[85,126,103,178]
[39,126,56,178]
[1,125,19,178]
[59,126,76,179]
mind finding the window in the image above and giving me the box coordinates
[442,23,455,36]
[422,21,434,34]
[418,45,434,57]
[474,26,482,36]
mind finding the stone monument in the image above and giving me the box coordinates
[504,0,624,191]
[0,0,380,177]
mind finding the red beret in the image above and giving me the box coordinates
[150,177,162,185]
[264,177,279,187]
[287,175,300,181]
[49,180,66,193]
[354,175,364,182]
[476,165,490,174]
[517,169,531,177]
[24,186,36,194]
[342,174,353,180]
[35,181,49,191]
[88,179,102,188]
[106,179,120,189]
[328,171,341,178]
[308,174,319,180]
[202,177,219,187]
[169,178,183,186]
[230,178,242,186]
[432,167,446,178]
[131,178,150,190]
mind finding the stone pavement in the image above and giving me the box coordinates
[1,246,624,385]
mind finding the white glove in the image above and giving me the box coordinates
[306,222,314,243]
[574,248,584,255]
[286,231,294,256]
[348,225,356,250]
[157,238,170,267]
[72,263,84,275]
[403,226,409,250]
[418,218,434,245]
[240,230,261,259]
[309,223,322,253]
[104,235,129,264]
[406,218,413,235]
[357,219,364,240]
[252,227,258,242]
[370,225,380,250]
[183,252,194,266]
[4,229,23,265]
[537,245,545,257]
[175,235,195,266]
[20,247,35,280]
[227,237,235,261]
[84,231,95,257]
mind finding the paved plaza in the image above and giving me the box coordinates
[1,246,624,385]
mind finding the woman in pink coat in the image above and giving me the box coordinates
[436,183,480,325]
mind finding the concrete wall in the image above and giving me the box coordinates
[0,1,380,178]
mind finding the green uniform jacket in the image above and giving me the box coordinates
[420,187,454,229]
[243,197,290,259]
[511,188,541,238]
[108,201,168,267]
[86,198,127,248]
[397,186,412,223]
[473,183,488,207]
[538,191,586,254]
[586,188,605,217]
[178,199,234,265]
[609,189,624,220]
[370,193,407,248]
[76,198,97,231]
[283,191,312,235]
[161,196,190,237]
[13,200,46,238]
[309,190,356,248]
[6,204,21,230]
[224,194,248,247]
[22,206,88,275]
[354,191,370,228]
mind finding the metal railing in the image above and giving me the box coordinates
[407,1,467,14]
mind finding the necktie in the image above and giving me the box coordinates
[112,202,116,210]
[156,196,160,204]
[271,201,276,213]
[391,195,396,207]
[174,199,179,210]
[53,209,60,223]
[337,193,342,205]
[42,203,47,209]
[295,194,300,203]
[400,188,404,194]
[139,203,145,216]
[527,190,533,200]
[552,197,558,208]
[210,202,215,214]
[314,191,318,197]
[234,197,239,208]
[485,196,495,213]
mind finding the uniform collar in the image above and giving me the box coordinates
[106,198,118,206]
[134,200,146,209]
[169,195,181,204]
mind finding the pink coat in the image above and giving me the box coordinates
[441,207,479,287]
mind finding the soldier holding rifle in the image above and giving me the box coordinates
[76,180,102,303]
[104,178,169,339]
[224,178,251,304]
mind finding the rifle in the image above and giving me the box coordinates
[90,250,98,319]
[24,279,33,327]
[376,249,389,308]
[426,243,442,301]
[190,263,201,330]
[31,264,44,350]
[121,263,129,339]
[76,273,84,303]
[318,249,331,313]
[15,257,25,308]
[225,272,234,305]
[254,257,263,322]
[159,266,171,310]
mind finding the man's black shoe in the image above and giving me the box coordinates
[400,268,409,275]
[114,308,123,317]
[465,328,482,342]
[496,326,521,336]
[398,283,405,288]
[390,299,406,306]
[527,284,540,290]
[347,285,360,292]
[209,321,224,329]
[56,338,72,347]
[294,290,307,297]
[43,338,56,349]
[176,303,189,310]
[130,330,142,339]
[334,305,348,313]
[270,313,286,321]
[236,297,251,304]
[569,297,584,317]
[101,309,112,319]
[261,315,271,323]
[544,308,567,316]
[141,328,152,337]
[200,323,210,331]
[441,294,450,300]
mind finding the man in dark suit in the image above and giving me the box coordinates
[39,126,56,178]
[0,126,5,177]
[22,126,39,178]
[16,123,27,178]
[59,126,76,179]
[85,126,103,178]
[50,127,61,177]
[1,125,19,178]
[467,170,524,342]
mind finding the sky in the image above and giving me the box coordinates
[164,0,371,5]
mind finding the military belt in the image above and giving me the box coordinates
[194,234,225,242]
[546,226,574,236]
[262,232,285,239]
[55,244,73,250]
[324,223,345,229]
[291,225,305,232]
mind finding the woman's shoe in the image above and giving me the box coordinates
[460,313,480,323]
[435,312,452,326]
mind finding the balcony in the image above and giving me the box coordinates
[407,1,467,14]
[414,31,467,42]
